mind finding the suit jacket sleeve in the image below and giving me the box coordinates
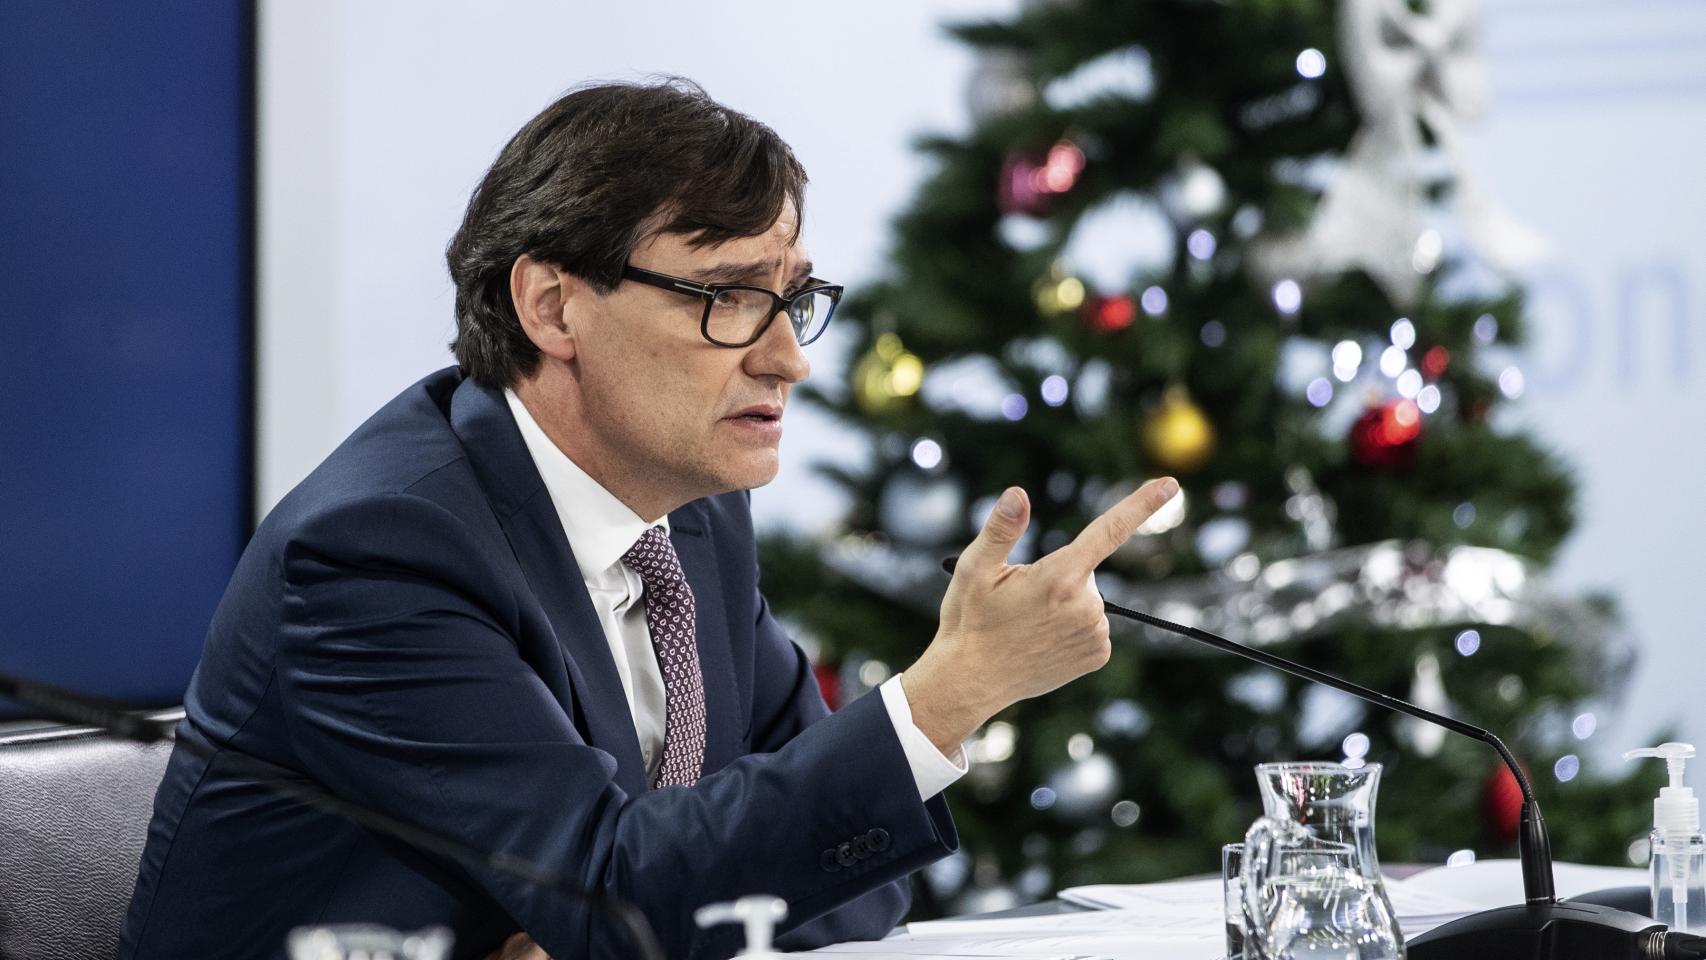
[274,492,955,960]
[744,575,954,951]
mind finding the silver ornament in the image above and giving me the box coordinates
[966,50,1037,122]
[876,472,964,546]
[1159,158,1228,223]
[1046,753,1122,819]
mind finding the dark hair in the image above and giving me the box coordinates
[447,78,808,387]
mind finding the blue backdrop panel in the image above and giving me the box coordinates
[0,2,252,711]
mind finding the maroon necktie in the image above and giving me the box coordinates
[622,526,706,788]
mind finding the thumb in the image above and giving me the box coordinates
[957,487,1030,573]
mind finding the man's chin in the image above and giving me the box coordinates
[721,455,781,494]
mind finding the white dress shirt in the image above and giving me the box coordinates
[503,389,967,798]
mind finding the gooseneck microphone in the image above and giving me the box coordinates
[941,555,1706,960]
[0,672,664,960]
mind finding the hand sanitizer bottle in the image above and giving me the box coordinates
[1624,742,1706,933]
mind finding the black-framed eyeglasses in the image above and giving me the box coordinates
[621,264,843,348]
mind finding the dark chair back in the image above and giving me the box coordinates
[0,713,179,960]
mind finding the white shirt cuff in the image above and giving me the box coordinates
[878,674,970,801]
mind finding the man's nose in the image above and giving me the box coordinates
[745,308,810,383]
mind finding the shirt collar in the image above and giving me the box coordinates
[503,388,668,582]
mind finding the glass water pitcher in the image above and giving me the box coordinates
[1240,761,1405,960]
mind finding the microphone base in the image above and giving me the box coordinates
[1569,886,1655,917]
[1408,901,1665,960]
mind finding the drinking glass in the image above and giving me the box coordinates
[1224,841,1246,959]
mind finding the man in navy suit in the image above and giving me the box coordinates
[119,79,1177,959]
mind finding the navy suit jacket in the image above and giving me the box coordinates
[118,369,957,959]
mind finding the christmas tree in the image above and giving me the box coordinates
[758,0,1660,916]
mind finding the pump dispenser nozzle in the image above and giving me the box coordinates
[1626,743,1701,836]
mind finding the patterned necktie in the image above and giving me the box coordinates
[622,526,706,788]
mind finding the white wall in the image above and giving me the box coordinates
[1469,0,1706,760]
[259,0,1706,764]
[258,0,1022,534]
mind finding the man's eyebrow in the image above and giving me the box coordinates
[691,258,815,286]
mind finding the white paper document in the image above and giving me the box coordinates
[1398,858,1647,907]
[796,928,1220,960]
[908,907,1222,937]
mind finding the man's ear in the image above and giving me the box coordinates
[510,255,585,362]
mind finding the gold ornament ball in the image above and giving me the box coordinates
[853,333,926,414]
[1142,387,1215,473]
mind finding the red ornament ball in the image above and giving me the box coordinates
[812,662,841,710]
[1350,399,1423,468]
[1083,293,1136,332]
[1483,763,1525,844]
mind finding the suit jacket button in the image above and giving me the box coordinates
[836,841,858,867]
[851,835,870,859]
[867,828,891,852]
[820,849,842,873]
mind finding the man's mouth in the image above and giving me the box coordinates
[727,405,782,422]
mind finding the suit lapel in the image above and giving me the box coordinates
[668,502,741,775]
[448,376,650,797]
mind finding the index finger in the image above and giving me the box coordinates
[1050,477,1180,575]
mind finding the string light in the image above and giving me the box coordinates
[1630,838,1653,866]
[980,722,1016,763]
[1474,314,1499,344]
[1498,366,1525,399]
[1035,268,1089,316]
[859,660,891,686]
[1572,713,1598,740]
[1332,340,1362,381]
[1034,140,1086,193]
[1140,286,1169,316]
[1396,369,1423,397]
[1296,48,1327,79]
[1051,276,1087,311]
[1187,228,1217,260]
[1040,375,1070,407]
[1390,318,1416,349]
[1342,732,1370,759]
[1306,378,1333,407]
[1272,279,1303,314]
[910,438,944,470]
[1412,228,1444,273]
[1455,629,1481,656]
[1229,553,1261,581]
